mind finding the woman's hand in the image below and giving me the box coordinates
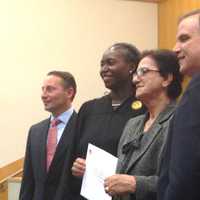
[71,157,86,177]
[104,174,136,196]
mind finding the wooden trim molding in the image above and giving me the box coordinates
[0,158,23,200]
[131,0,164,3]
[8,177,22,183]
[0,158,24,183]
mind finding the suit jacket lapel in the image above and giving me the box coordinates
[125,103,176,173]
[38,118,50,177]
[125,122,162,173]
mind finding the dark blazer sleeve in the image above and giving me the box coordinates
[158,76,200,200]
[19,127,35,200]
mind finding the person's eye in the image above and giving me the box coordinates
[46,87,55,92]
[179,34,190,42]
[100,61,104,67]
[107,59,115,66]
[140,68,148,75]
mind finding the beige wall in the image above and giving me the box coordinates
[0,0,157,167]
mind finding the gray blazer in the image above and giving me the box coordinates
[115,103,176,200]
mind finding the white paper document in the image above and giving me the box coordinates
[80,143,118,200]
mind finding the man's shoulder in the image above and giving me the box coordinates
[30,118,50,129]
[31,110,77,128]
[181,74,200,102]
[26,118,50,139]
[188,74,200,90]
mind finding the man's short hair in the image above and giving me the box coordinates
[179,9,200,30]
[47,70,77,99]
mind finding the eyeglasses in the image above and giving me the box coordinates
[133,67,160,77]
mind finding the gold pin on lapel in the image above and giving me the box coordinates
[131,100,142,110]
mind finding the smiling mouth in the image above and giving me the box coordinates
[178,55,185,61]
[135,86,143,91]
[103,76,113,80]
[43,101,50,106]
[136,84,143,88]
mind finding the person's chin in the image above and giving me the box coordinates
[135,92,142,99]
[104,82,113,90]
[180,64,191,76]
[44,106,52,112]
[179,59,188,73]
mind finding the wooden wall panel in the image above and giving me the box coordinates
[158,0,200,49]
[0,190,7,200]
[158,0,200,88]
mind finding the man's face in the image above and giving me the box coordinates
[174,14,200,76]
[41,75,72,116]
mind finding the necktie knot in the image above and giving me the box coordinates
[51,118,61,127]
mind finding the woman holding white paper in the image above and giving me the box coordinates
[104,49,183,200]
[60,43,146,200]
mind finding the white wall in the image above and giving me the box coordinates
[0,0,157,166]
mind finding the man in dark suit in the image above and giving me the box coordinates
[158,9,200,200]
[19,71,77,200]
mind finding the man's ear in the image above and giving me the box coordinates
[162,74,173,88]
[65,87,75,99]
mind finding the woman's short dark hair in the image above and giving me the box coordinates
[140,49,183,100]
[110,42,141,69]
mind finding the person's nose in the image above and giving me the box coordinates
[132,74,140,84]
[41,89,47,100]
[100,64,109,77]
[173,42,181,54]
[101,64,109,72]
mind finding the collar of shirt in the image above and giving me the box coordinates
[50,107,74,143]
[50,107,74,125]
